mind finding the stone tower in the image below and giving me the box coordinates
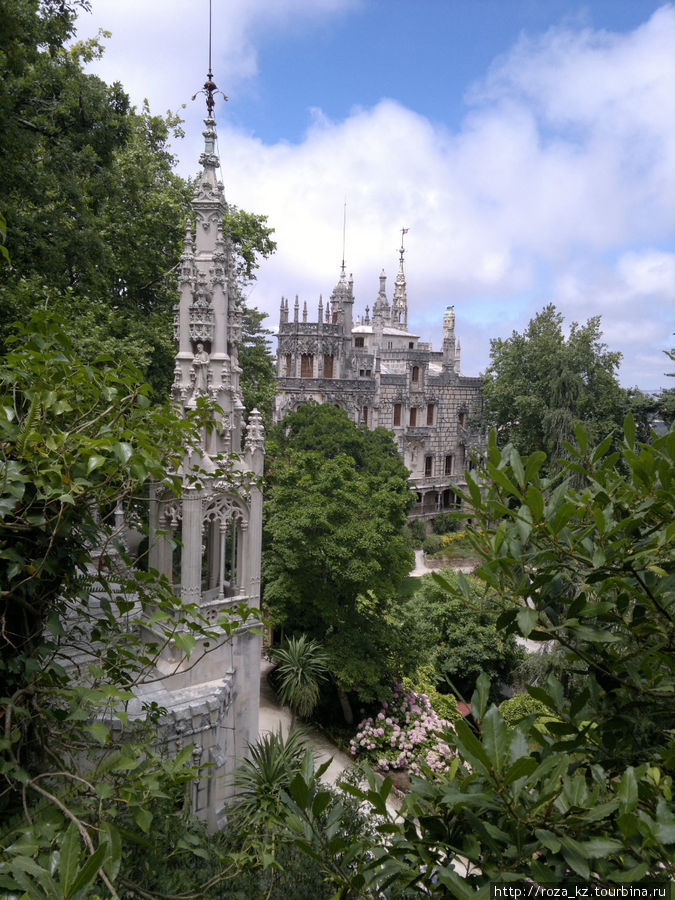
[145,108,264,830]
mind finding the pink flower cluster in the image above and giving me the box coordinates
[349,684,456,776]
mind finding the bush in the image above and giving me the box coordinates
[422,533,443,555]
[498,692,549,725]
[431,512,458,534]
[402,665,462,724]
[409,518,427,545]
[349,684,456,776]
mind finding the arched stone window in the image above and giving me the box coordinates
[300,354,314,377]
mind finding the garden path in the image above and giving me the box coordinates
[258,657,354,788]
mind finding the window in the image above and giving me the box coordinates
[300,354,313,377]
[425,456,433,477]
[410,407,417,427]
[323,354,334,378]
[387,341,393,349]
[444,454,453,476]
[354,336,364,348]
[363,406,368,426]
[409,342,414,349]
[426,403,434,425]
[393,403,401,426]
[411,365,419,383]
[285,354,292,376]
[458,410,466,427]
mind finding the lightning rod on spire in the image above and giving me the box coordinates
[191,0,228,118]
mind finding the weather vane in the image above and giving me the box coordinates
[191,0,228,118]
[399,227,409,263]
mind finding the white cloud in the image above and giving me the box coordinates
[77,3,675,390]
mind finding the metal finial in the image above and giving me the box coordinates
[191,0,228,117]
[399,227,409,264]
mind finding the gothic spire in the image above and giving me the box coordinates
[392,227,408,329]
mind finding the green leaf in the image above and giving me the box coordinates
[504,756,538,785]
[471,672,490,721]
[288,773,310,810]
[510,447,525,488]
[582,838,624,858]
[86,454,107,474]
[133,807,153,834]
[86,722,109,746]
[312,790,332,818]
[524,450,547,483]
[66,843,107,898]
[516,607,539,637]
[101,822,122,881]
[481,706,509,772]
[112,441,133,464]
[59,822,81,893]
[174,633,196,656]
[453,718,492,774]
[624,412,636,448]
[535,828,561,853]
[525,484,544,521]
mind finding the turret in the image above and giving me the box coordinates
[391,228,408,330]
[442,306,456,372]
[329,261,354,333]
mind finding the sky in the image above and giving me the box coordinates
[74,1,675,391]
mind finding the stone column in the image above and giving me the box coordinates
[181,489,203,605]
[207,518,220,589]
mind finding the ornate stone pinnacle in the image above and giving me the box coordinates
[245,409,265,451]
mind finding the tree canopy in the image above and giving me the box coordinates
[263,405,417,705]
[482,304,630,470]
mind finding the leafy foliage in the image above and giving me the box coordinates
[0,311,258,895]
[482,304,629,471]
[237,301,276,428]
[271,635,330,723]
[263,405,417,706]
[271,419,674,894]
[411,569,524,703]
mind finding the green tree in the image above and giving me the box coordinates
[264,405,416,713]
[412,569,524,703]
[224,204,277,283]
[482,304,627,470]
[238,301,277,427]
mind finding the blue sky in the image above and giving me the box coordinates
[76,1,674,391]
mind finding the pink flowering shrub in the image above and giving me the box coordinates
[349,683,457,777]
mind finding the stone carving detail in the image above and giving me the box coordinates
[245,409,265,452]
[191,343,211,395]
[203,496,245,526]
[189,276,215,343]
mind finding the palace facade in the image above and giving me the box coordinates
[273,243,483,517]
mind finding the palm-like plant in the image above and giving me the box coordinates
[271,634,330,725]
[229,726,308,830]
